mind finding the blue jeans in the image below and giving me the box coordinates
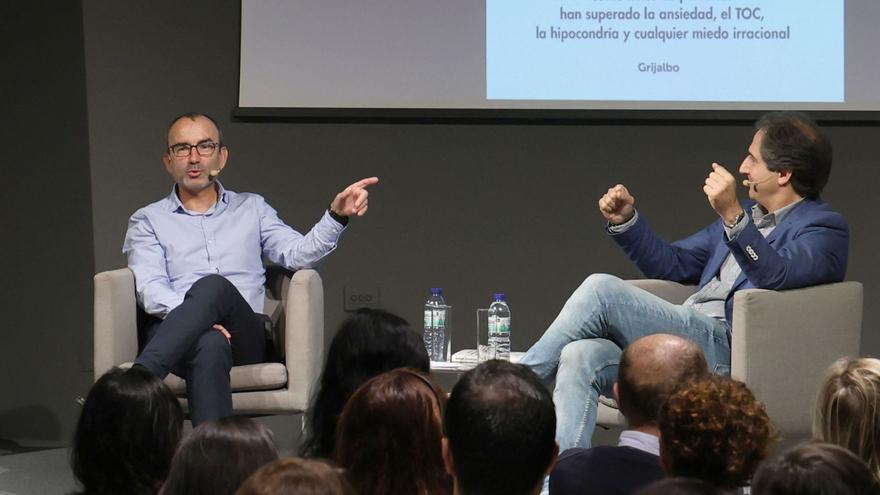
[520,274,731,451]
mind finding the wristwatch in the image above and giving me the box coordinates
[725,211,745,229]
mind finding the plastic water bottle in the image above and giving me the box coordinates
[488,293,511,361]
[424,288,448,361]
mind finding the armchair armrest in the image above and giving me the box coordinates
[283,269,325,411]
[730,281,863,437]
[93,268,139,381]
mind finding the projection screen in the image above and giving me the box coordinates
[237,0,880,120]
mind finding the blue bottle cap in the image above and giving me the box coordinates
[493,293,505,301]
[431,288,443,295]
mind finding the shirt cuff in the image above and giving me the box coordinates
[607,210,639,234]
[327,209,349,227]
[724,213,750,240]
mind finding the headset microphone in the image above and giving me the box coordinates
[208,168,220,181]
[741,173,777,192]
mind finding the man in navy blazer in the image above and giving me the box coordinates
[520,111,848,452]
[550,334,708,495]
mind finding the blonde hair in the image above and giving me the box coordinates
[813,357,880,481]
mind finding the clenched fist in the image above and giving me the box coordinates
[599,184,636,225]
[703,163,743,225]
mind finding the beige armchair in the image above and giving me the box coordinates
[596,280,864,440]
[93,267,324,415]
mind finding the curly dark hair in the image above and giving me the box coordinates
[658,374,775,489]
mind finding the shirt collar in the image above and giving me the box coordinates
[167,181,228,214]
[618,430,660,456]
[751,197,804,229]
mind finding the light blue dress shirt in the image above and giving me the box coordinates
[123,182,345,318]
[618,430,661,456]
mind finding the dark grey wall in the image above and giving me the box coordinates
[1,0,871,448]
[0,2,94,442]
[82,1,880,368]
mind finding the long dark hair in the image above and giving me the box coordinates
[71,366,183,495]
[159,416,278,495]
[300,308,429,458]
[334,368,452,495]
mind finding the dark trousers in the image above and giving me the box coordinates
[135,274,267,426]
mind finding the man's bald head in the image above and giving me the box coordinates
[616,333,708,428]
[166,112,224,147]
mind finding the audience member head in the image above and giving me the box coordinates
[335,368,451,495]
[752,441,879,495]
[160,416,279,495]
[814,357,880,481]
[658,374,774,490]
[635,477,724,495]
[72,366,183,495]
[615,333,708,429]
[235,458,355,495]
[443,360,557,495]
[754,111,831,199]
[301,308,429,458]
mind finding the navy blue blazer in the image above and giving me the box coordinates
[610,199,849,323]
[550,445,664,495]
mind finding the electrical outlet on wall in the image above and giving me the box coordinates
[344,286,381,311]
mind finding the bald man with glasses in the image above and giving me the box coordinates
[124,112,377,425]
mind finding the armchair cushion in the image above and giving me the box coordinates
[117,361,288,394]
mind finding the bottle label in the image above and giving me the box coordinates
[488,316,510,335]
[425,309,446,328]
[434,309,446,327]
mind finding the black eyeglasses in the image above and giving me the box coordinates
[168,140,222,158]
